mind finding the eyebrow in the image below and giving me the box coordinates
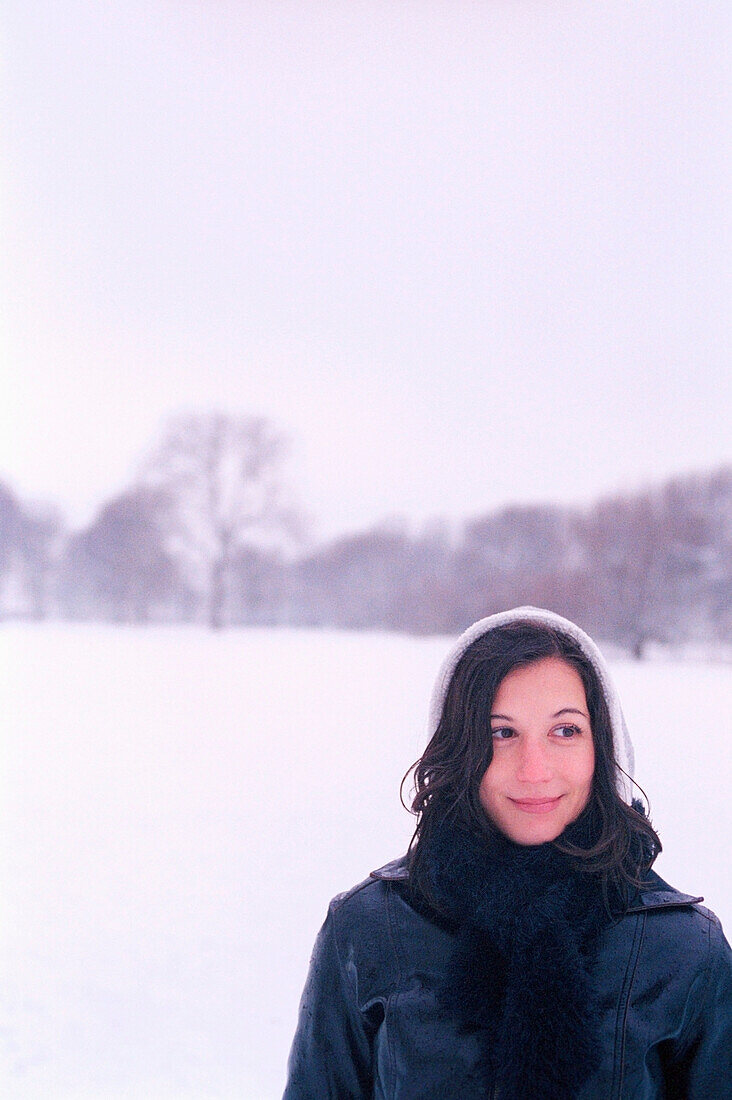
[490,707,589,721]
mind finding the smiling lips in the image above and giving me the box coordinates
[509,796,564,814]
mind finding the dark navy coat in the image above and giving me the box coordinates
[284,857,732,1099]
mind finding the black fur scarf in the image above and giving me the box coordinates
[423,814,610,1100]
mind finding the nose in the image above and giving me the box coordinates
[515,737,553,784]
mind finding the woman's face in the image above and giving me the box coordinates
[478,656,595,845]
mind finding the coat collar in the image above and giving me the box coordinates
[370,855,409,881]
[370,856,703,911]
[624,868,703,912]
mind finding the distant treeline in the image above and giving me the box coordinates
[2,413,730,657]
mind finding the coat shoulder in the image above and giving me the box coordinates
[635,869,725,929]
[326,862,405,949]
[624,872,731,985]
[640,897,726,953]
[329,867,395,918]
[327,853,409,917]
[325,866,404,1005]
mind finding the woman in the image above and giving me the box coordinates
[283,607,732,1099]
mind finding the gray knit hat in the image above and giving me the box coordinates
[428,606,635,804]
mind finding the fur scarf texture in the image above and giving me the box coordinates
[423,815,610,1100]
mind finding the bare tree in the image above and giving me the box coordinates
[17,503,63,619]
[0,482,23,616]
[57,487,180,623]
[456,504,585,627]
[658,467,732,645]
[704,467,732,642]
[575,479,719,658]
[228,545,288,626]
[142,412,297,629]
[0,482,62,619]
[293,521,414,630]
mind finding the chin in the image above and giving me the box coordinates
[504,820,568,845]
[494,803,580,845]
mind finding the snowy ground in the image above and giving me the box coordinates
[1,625,730,1099]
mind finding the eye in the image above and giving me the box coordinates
[491,727,516,741]
[554,724,581,738]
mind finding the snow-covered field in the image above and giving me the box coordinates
[1,625,730,1099]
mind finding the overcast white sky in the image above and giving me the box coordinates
[2,1,729,540]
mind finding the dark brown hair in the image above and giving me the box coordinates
[405,620,661,912]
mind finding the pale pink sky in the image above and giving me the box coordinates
[3,1,730,538]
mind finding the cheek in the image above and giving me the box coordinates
[478,759,504,805]
[574,746,596,795]
[479,757,498,789]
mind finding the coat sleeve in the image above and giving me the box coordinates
[283,902,377,1100]
[669,913,732,1098]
